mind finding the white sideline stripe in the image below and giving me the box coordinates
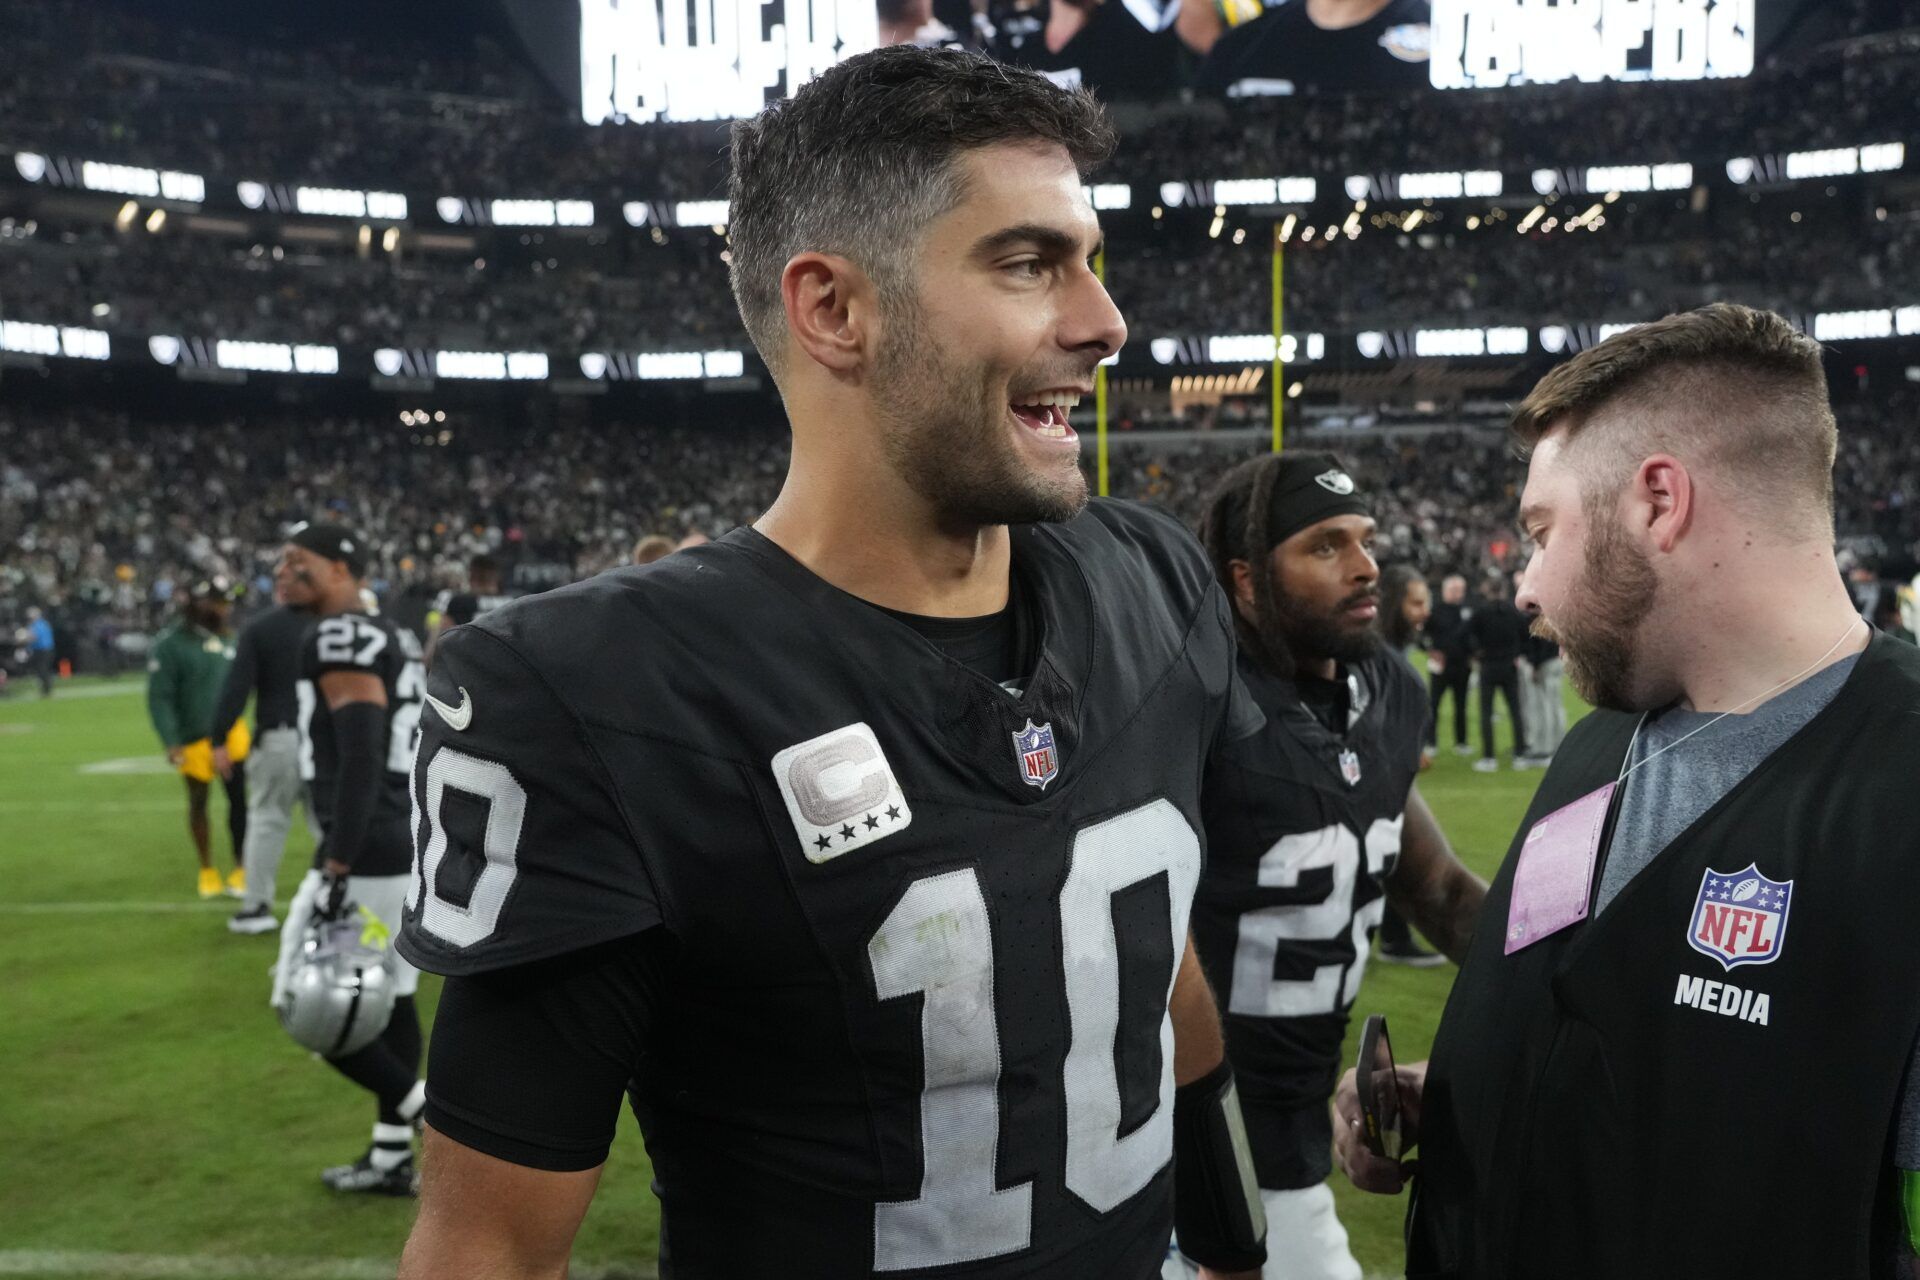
[0,901,234,915]
[0,1252,659,1279]
[0,801,182,811]
[1,681,145,702]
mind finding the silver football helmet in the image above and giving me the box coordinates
[277,911,399,1057]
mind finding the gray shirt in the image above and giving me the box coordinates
[1592,654,1920,1167]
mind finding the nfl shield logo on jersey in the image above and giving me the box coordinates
[1338,749,1362,787]
[1012,719,1060,790]
[1686,864,1794,971]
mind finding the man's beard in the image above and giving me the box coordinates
[1534,502,1657,711]
[1274,584,1382,669]
[870,293,1088,528]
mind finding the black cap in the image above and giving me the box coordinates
[287,521,366,577]
[1261,452,1371,548]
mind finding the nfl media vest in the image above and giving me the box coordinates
[1407,634,1920,1280]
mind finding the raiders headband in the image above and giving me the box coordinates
[1263,452,1371,548]
[287,521,366,577]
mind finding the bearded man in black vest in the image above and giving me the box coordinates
[1333,302,1920,1280]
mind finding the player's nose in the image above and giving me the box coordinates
[1062,272,1126,365]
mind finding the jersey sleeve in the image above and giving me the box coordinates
[397,621,662,977]
[209,623,257,744]
[146,637,185,748]
[424,930,673,1171]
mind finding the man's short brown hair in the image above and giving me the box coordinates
[632,534,675,566]
[1511,303,1837,533]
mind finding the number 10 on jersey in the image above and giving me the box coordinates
[866,799,1201,1271]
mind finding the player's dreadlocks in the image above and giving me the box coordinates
[1200,454,1297,680]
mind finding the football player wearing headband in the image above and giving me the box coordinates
[1182,452,1483,1280]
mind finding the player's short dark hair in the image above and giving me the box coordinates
[726,45,1116,376]
[1199,454,1296,679]
[1511,303,1837,532]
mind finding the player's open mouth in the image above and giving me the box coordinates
[1010,390,1081,443]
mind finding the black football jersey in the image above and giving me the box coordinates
[297,610,426,877]
[397,501,1260,1279]
[1191,647,1429,1189]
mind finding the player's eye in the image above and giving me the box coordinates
[1006,259,1046,279]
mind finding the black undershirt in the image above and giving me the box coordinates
[870,568,1037,692]
[1296,668,1351,737]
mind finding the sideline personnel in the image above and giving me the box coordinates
[1333,303,1920,1279]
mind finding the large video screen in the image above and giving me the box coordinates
[578,0,1775,124]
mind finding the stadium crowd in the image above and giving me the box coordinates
[7,386,1917,673]
[4,195,1913,353]
[0,0,1911,201]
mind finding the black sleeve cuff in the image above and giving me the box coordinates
[1173,1058,1269,1273]
[422,1093,613,1173]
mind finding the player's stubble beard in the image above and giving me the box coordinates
[1533,497,1658,711]
[869,288,1089,528]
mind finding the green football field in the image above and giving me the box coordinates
[0,671,1578,1280]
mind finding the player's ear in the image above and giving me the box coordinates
[1227,559,1257,622]
[1634,453,1692,553]
[781,252,872,376]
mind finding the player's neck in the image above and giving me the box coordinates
[1294,653,1338,682]
[1304,0,1390,28]
[756,464,1013,618]
[314,589,361,618]
[1666,550,1866,713]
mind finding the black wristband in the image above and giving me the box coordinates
[1173,1057,1267,1273]
[322,699,387,870]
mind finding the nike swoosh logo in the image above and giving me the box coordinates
[424,688,473,732]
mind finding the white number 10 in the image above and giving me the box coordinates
[866,800,1200,1271]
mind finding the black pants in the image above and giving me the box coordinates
[28,650,54,696]
[1429,656,1470,746]
[1479,660,1528,760]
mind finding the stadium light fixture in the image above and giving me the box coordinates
[1813,310,1893,341]
[1861,143,1905,173]
[145,208,166,233]
[115,201,139,231]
